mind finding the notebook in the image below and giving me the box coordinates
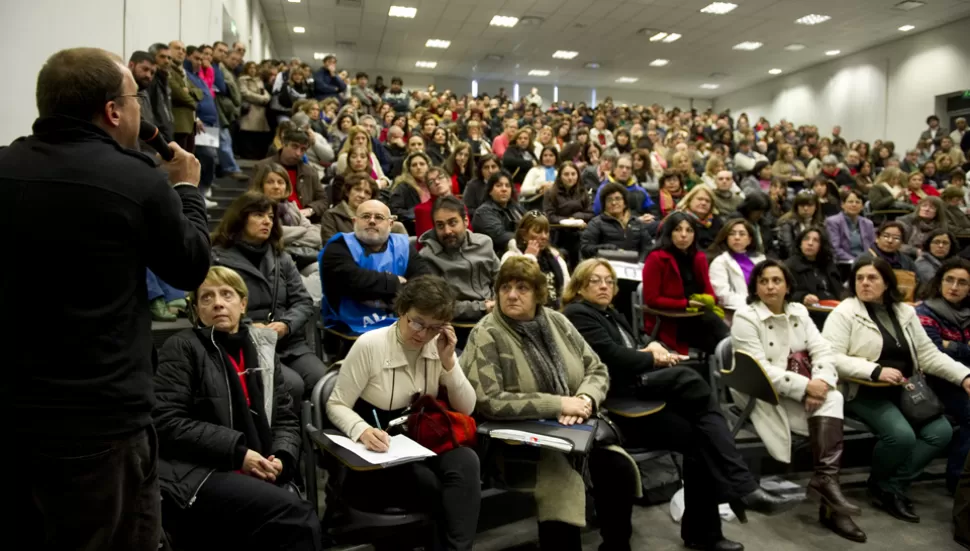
[324,433,436,468]
[479,419,597,455]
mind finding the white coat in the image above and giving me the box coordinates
[731,301,839,463]
[709,251,766,311]
[821,297,970,401]
[521,166,556,200]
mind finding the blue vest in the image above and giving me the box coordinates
[320,232,410,334]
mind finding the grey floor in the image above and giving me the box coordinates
[474,476,964,551]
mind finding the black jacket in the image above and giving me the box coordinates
[502,146,535,185]
[212,244,314,359]
[562,301,658,394]
[472,199,525,255]
[149,71,175,142]
[0,116,210,441]
[784,253,846,303]
[462,177,488,220]
[543,184,594,225]
[580,213,653,260]
[320,236,429,319]
[388,182,422,235]
[154,326,299,508]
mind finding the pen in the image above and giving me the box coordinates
[372,409,382,430]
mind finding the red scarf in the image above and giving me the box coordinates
[226,350,250,406]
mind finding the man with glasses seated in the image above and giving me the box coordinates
[320,200,429,334]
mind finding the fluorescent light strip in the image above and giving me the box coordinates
[768,68,782,75]
[825,50,841,56]
[649,32,668,42]
[552,50,579,59]
[795,14,831,25]
[700,2,737,14]
[700,83,720,89]
[898,25,915,31]
[616,77,638,83]
[733,41,763,51]
[663,33,681,43]
[490,15,519,27]
[415,61,437,68]
[292,26,305,33]
[389,6,417,18]
[425,39,451,48]
[312,52,331,60]
[649,59,669,67]
[528,70,550,76]
[784,43,806,51]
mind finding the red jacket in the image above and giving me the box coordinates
[413,198,472,248]
[907,184,940,204]
[642,248,715,354]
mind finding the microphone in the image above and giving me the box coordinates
[139,121,174,162]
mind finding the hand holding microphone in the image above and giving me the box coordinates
[140,121,200,187]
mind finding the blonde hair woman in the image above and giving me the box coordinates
[677,185,723,250]
[867,167,911,212]
[671,150,701,190]
[771,144,807,185]
[335,126,389,187]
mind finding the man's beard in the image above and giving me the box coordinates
[441,233,461,252]
[355,227,389,247]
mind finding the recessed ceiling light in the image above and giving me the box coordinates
[489,15,519,27]
[287,0,300,3]
[389,6,417,18]
[312,52,331,60]
[784,43,806,51]
[616,77,639,83]
[425,39,451,48]
[733,41,763,51]
[584,62,600,69]
[649,32,668,42]
[825,50,841,56]
[415,61,437,68]
[898,25,916,31]
[552,50,579,59]
[700,83,720,89]
[768,68,783,75]
[795,14,831,25]
[700,2,738,14]
[649,59,669,67]
[528,69,550,76]
[894,1,926,11]
[292,26,305,33]
[663,33,682,43]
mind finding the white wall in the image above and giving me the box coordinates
[0,0,273,145]
[715,16,970,149]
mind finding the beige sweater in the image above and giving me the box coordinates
[327,322,476,442]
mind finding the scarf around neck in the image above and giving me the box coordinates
[503,310,570,396]
[925,297,970,330]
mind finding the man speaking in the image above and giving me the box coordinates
[0,48,210,549]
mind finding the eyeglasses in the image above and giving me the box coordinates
[605,196,626,204]
[879,234,902,242]
[943,276,970,288]
[405,314,445,335]
[588,277,615,287]
[358,213,390,222]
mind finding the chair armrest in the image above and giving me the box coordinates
[642,306,704,319]
[841,376,898,388]
[602,398,666,418]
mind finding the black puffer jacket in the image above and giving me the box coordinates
[784,253,846,303]
[154,326,299,508]
[472,199,525,255]
[580,213,654,260]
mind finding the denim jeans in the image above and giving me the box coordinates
[147,269,186,302]
[194,145,218,194]
[218,127,240,174]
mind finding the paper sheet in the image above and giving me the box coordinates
[326,433,436,465]
[195,125,220,148]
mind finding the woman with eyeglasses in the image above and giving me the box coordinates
[708,219,768,312]
[155,267,322,550]
[868,221,919,274]
[914,229,958,284]
[898,196,948,254]
[327,275,480,551]
[915,257,970,494]
[500,211,570,309]
[563,258,797,550]
[822,257,970,522]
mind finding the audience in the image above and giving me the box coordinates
[785,228,847,307]
[915,229,959,284]
[898,196,948,254]
[500,211,571,308]
[677,186,724,250]
[826,189,875,263]
[708,219,768,312]
[581,183,654,261]
[256,129,329,222]
[462,154,502,221]
[777,190,824,260]
[473,171,525,255]
[866,221,920,299]
[389,151,433,234]
[823,257,970,523]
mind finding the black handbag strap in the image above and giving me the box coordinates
[267,253,279,322]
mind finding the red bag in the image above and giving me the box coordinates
[406,394,478,454]
[787,350,813,379]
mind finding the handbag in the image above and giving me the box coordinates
[897,369,944,427]
[787,350,813,379]
[406,394,478,454]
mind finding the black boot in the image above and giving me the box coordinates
[807,417,862,516]
[869,486,920,523]
[684,538,744,551]
[819,505,867,543]
[729,487,800,522]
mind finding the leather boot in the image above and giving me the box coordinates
[807,416,862,516]
[819,505,867,543]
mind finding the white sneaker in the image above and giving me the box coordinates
[205,187,213,198]
[205,198,218,209]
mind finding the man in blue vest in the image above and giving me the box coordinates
[319,200,428,334]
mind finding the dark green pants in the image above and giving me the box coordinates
[846,389,953,494]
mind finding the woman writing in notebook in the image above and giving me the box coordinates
[326,275,480,551]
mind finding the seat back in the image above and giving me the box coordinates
[310,363,342,430]
[721,350,780,406]
[630,282,644,341]
[710,337,733,406]
[894,269,917,302]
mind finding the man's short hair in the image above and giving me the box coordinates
[186,45,200,56]
[128,51,155,65]
[356,72,369,80]
[927,115,940,125]
[391,76,403,85]
[281,129,310,146]
[36,47,126,121]
[431,195,465,220]
[323,55,336,64]
[148,43,169,56]
[822,154,839,165]
[942,186,965,201]
[213,41,228,49]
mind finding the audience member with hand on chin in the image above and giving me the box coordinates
[155,267,321,551]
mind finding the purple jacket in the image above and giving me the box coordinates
[825,212,875,263]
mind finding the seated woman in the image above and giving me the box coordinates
[252,161,322,259]
[472,171,525,256]
[731,260,865,542]
[500,211,570,309]
[771,144,808,187]
[777,190,824,260]
[580,183,654,261]
[155,266,321,551]
[643,211,730,355]
[812,177,842,218]
[708,219,767,312]
[904,170,940,205]
[543,161,593,265]
[898,196,948,255]
[413,166,471,240]
[657,169,686,218]
[784,228,847,307]
[462,154,502,221]
[212,192,327,401]
[915,229,958,283]
[389,152,433,235]
[822,257,970,522]
[462,256,637,551]
[563,259,798,550]
[867,221,921,297]
[915,257,970,494]
[728,191,778,257]
[335,125,390,187]
[522,146,559,207]
[326,275,480,550]
[826,189,875,263]
[341,143,391,188]
[677,185,723,251]
[443,143,475,196]
[503,129,538,190]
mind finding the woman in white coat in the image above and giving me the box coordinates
[709,219,766,313]
[500,211,571,309]
[822,256,970,524]
[731,259,865,542]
